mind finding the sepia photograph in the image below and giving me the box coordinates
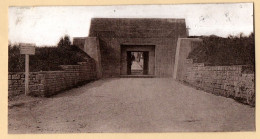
[7,3,255,133]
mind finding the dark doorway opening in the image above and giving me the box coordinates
[127,51,149,75]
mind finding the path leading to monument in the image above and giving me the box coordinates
[131,61,143,70]
[8,78,255,133]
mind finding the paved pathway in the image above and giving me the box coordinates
[131,61,143,70]
[8,78,255,133]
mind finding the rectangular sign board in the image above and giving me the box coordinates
[20,43,36,55]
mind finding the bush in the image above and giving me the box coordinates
[188,33,255,67]
[8,45,92,72]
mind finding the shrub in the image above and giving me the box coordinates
[8,45,91,72]
[188,33,255,67]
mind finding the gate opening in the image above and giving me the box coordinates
[127,51,149,75]
[120,45,155,76]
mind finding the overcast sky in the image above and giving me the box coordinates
[8,3,253,46]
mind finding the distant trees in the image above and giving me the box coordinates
[57,35,72,48]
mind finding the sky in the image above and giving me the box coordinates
[8,3,253,46]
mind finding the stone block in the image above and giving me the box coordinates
[12,75,20,80]
[29,85,38,90]
[39,84,44,90]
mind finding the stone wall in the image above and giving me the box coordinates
[173,38,202,80]
[88,18,187,77]
[8,61,97,98]
[83,37,102,78]
[181,59,255,106]
[73,37,86,51]
[97,37,183,77]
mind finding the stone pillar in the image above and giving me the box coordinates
[173,38,202,80]
[84,37,102,78]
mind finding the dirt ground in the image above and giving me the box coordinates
[8,78,255,133]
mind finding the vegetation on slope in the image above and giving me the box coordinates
[188,33,255,67]
[8,35,91,72]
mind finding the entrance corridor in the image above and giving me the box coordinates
[8,78,255,133]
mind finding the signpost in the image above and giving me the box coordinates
[20,43,35,95]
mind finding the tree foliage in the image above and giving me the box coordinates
[57,35,71,48]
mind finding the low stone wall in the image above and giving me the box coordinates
[8,61,97,97]
[181,59,255,106]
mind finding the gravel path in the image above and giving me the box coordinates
[8,78,255,133]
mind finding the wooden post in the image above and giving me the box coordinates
[20,43,35,96]
[25,54,29,95]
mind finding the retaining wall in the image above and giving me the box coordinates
[181,59,255,106]
[8,61,97,97]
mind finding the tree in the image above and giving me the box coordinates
[57,35,71,48]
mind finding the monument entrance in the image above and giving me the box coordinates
[121,45,155,76]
